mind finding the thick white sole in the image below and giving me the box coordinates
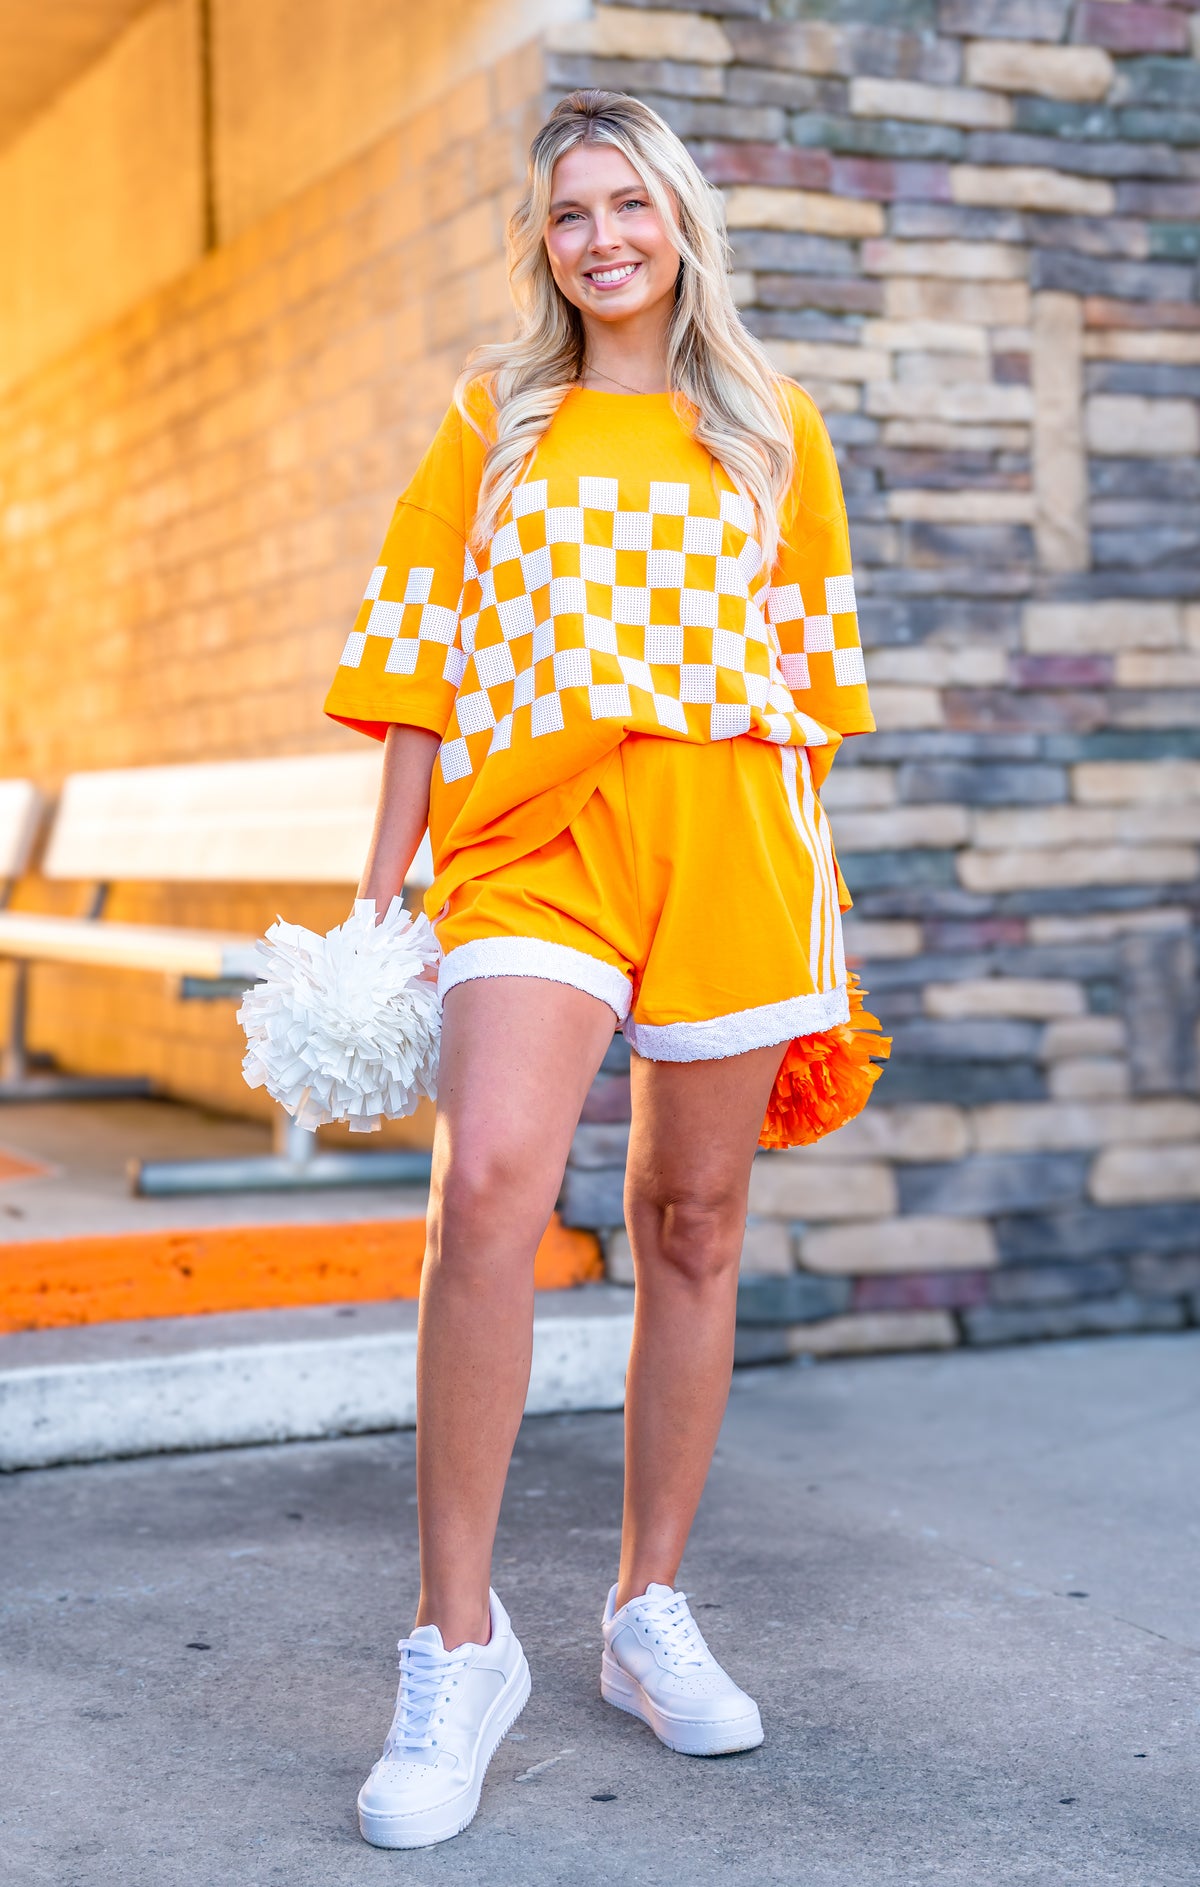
[600,1649,764,1757]
[357,1653,532,1849]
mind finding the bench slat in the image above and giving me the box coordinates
[44,752,433,887]
[0,781,42,879]
[0,913,262,981]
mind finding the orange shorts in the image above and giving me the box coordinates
[434,733,850,1061]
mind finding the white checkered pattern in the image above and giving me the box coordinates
[338,562,461,677]
[336,479,863,786]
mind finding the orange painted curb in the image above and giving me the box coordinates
[0,1212,603,1333]
[0,1148,50,1183]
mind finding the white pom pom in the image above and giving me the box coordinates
[237,897,441,1133]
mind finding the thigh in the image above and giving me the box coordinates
[435,976,616,1208]
[626,1042,784,1209]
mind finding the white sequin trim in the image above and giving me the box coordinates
[623,984,849,1063]
[438,936,632,1021]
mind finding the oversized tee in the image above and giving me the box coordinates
[324,380,874,912]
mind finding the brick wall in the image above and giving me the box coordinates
[0,0,205,401]
[0,34,543,1119]
[547,2,1200,1352]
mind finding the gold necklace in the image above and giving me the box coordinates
[582,362,667,397]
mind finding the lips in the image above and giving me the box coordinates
[586,262,641,289]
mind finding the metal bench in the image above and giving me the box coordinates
[0,753,434,1197]
[0,780,149,1099]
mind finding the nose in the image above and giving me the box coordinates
[588,211,623,254]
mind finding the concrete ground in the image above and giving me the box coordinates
[0,1098,428,1239]
[3,1332,1197,1887]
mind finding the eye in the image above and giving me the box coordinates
[619,197,647,212]
[553,210,584,225]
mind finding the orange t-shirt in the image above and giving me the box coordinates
[325,379,873,912]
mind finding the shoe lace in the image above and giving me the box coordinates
[637,1591,712,1671]
[383,1638,473,1756]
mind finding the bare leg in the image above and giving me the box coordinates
[614,1043,785,1612]
[414,977,615,1649]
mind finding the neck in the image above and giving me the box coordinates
[580,303,671,394]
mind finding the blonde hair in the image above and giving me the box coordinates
[454,89,795,574]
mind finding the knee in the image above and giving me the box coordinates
[629,1187,745,1289]
[427,1134,548,1265]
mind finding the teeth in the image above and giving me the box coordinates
[590,265,637,284]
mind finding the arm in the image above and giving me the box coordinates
[769,385,874,790]
[356,723,440,907]
[325,399,489,908]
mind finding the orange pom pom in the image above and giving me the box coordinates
[758,974,891,1151]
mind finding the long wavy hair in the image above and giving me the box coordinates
[454,89,795,574]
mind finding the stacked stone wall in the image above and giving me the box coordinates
[549,1,1200,1352]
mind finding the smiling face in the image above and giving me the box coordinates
[543,142,682,330]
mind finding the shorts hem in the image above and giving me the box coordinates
[624,983,850,1063]
[438,936,632,1021]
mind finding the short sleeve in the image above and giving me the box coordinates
[324,394,487,742]
[767,383,874,748]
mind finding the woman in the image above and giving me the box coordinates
[324,89,879,1850]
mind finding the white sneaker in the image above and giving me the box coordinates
[357,1588,531,1849]
[601,1582,763,1757]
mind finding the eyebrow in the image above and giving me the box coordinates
[549,186,647,212]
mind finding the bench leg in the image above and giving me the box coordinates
[1,959,28,1084]
[0,961,153,1102]
[273,1110,317,1164]
[131,1103,433,1196]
